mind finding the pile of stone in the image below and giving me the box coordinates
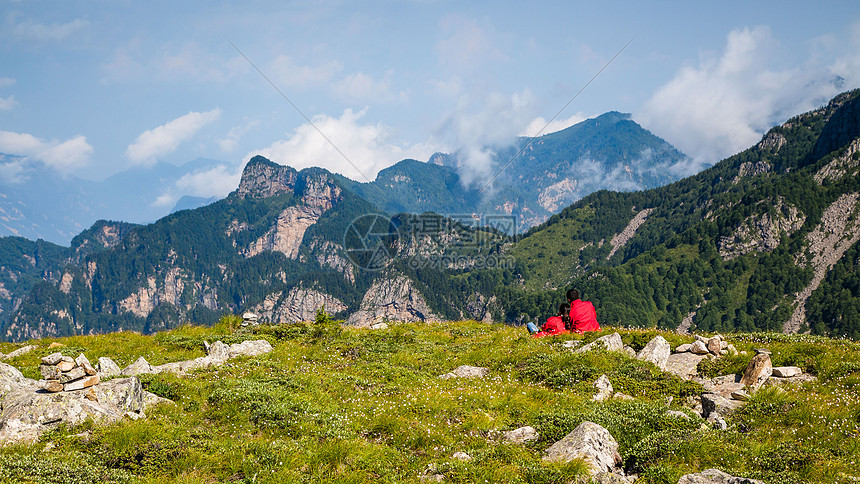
[39,352,99,393]
[674,334,739,357]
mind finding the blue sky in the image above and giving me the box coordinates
[1,1,859,208]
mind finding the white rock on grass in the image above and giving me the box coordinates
[439,365,489,379]
[4,345,37,359]
[97,357,122,378]
[675,343,692,353]
[772,366,802,378]
[576,333,624,354]
[690,340,709,355]
[451,451,472,461]
[121,357,153,376]
[636,336,671,370]
[503,426,538,444]
[543,421,622,476]
[678,468,764,483]
[593,374,614,401]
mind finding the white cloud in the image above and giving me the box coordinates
[219,120,260,153]
[153,164,243,208]
[521,112,590,137]
[7,15,88,42]
[126,109,222,166]
[0,131,93,173]
[0,158,27,184]
[638,26,848,166]
[0,95,17,111]
[267,55,342,89]
[434,89,539,187]
[332,71,408,104]
[0,78,15,88]
[249,108,439,182]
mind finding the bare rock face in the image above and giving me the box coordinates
[254,286,347,324]
[678,468,764,484]
[121,357,153,376]
[636,335,671,370]
[576,333,624,354]
[664,352,707,380]
[347,275,441,327]
[717,198,805,260]
[741,352,773,390]
[606,208,654,260]
[97,357,122,378]
[236,156,298,199]
[543,421,622,476]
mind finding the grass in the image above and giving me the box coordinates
[2,320,860,483]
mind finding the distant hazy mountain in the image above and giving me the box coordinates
[0,158,230,245]
[342,112,691,232]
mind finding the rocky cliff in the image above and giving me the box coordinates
[346,275,441,327]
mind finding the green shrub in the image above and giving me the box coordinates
[0,452,133,484]
[696,354,747,378]
[137,374,183,401]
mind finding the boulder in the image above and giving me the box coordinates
[706,336,723,355]
[39,364,61,380]
[3,345,37,359]
[0,376,158,444]
[701,393,742,418]
[41,380,64,393]
[227,340,273,358]
[1,362,33,393]
[593,374,614,402]
[451,451,472,461]
[207,341,231,361]
[543,421,622,475]
[121,357,153,376]
[503,426,538,444]
[678,468,764,483]
[621,346,636,358]
[690,340,709,355]
[664,352,707,380]
[97,357,122,378]
[772,366,801,378]
[675,343,692,353]
[41,352,65,365]
[740,353,772,390]
[576,333,624,353]
[440,365,489,379]
[666,410,692,420]
[636,336,671,370]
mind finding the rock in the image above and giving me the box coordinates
[730,390,750,401]
[503,425,538,444]
[754,348,771,355]
[740,353,772,390]
[622,346,636,358]
[40,364,61,380]
[576,333,624,353]
[97,357,122,378]
[121,357,153,376]
[64,375,100,391]
[707,337,723,355]
[695,335,709,343]
[772,366,802,378]
[636,335,671,370]
[452,451,472,461]
[708,413,728,430]
[41,380,64,393]
[41,352,65,365]
[85,388,98,401]
[726,344,738,355]
[207,341,231,361]
[227,340,273,358]
[612,393,634,401]
[369,322,389,330]
[593,473,635,483]
[347,275,442,326]
[440,365,489,379]
[701,393,742,418]
[593,374,614,401]
[765,373,817,387]
[59,367,87,383]
[420,474,444,482]
[678,468,764,483]
[690,340,709,355]
[4,345,37,359]
[0,376,150,444]
[1,362,33,393]
[666,410,692,420]
[664,352,707,380]
[675,343,692,353]
[56,361,76,372]
[75,354,97,376]
[142,391,173,408]
[48,342,65,349]
[543,421,621,476]
[562,340,582,349]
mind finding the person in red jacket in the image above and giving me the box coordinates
[567,289,600,333]
[531,303,571,338]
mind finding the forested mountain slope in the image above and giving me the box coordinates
[504,89,860,339]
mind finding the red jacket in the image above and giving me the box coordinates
[533,315,569,338]
[570,299,600,333]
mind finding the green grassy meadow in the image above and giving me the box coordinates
[1,316,859,483]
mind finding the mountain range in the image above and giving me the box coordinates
[1,91,858,342]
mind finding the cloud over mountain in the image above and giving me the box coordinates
[126,109,222,166]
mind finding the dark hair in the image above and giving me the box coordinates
[566,289,579,302]
[559,303,571,330]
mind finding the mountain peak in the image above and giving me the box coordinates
[236,156,299,199]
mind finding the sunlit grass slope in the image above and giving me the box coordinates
[1,316,859,483]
